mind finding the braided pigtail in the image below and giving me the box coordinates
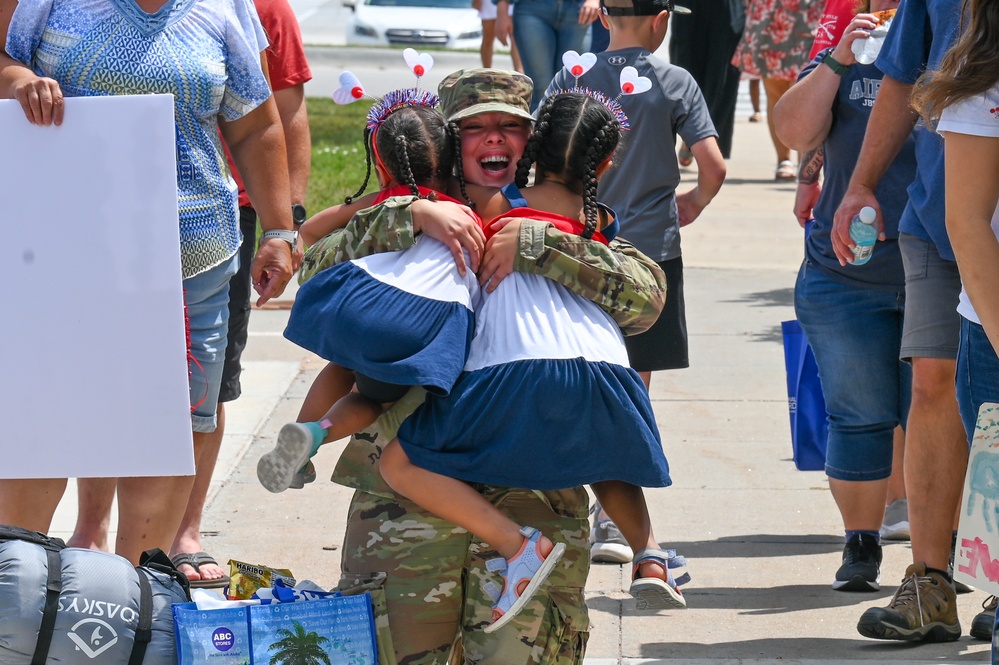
[516,101,552,187]
[394,135,420,197]
[583,116,620,238]
[345,127,374,204]
[449,121,473,208]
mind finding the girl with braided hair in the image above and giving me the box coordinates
[375,91,680,634]
[259,98,486,493]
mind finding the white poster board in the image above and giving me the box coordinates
[954,402,999,595]
[0,95,195,478]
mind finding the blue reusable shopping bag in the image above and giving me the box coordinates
[174,593,377,665]
[781,319,829,471]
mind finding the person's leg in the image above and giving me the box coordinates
[590,481,656,556]
[749,78,762,120]
[857,233,964,642]
[907,356,967,568]
[955,318,999,643]
[510,35,524,73]
[171,208,255,583]
[512,0,559,111]
[480,18,495,68]
[380,439,544,559]
[67,477,115,550]
[169,403,227,584]
[763,77,794,176]
[115,473,196,564]
[0,478,66,533]
[796,264,906,591]
[258,368,393,493]
[881,427,910,540]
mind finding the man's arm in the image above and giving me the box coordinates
[945,132,999,353]
[831,75,917,264]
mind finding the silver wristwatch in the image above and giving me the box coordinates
[260,229,298,250]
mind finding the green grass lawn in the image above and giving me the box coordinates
[305,97,372,214]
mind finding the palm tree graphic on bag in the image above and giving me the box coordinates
[266,621,332,665]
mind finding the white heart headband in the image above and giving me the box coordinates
[554,51,651,129]
[332,49,439,131]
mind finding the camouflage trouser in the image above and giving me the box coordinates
[336,486,590,665]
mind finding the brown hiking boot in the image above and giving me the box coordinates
[857,562,961,642]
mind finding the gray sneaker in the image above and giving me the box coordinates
[880,499,910,541]
[590,517,634,563]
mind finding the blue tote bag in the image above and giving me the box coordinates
[781,319,829,471]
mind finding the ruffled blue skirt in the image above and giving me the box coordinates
[285,263,474,395]
[397,357,671,490]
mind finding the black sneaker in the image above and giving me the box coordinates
[971,595,997,641]
[833,533,882,592]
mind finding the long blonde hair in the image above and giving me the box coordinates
[911,0,999,125]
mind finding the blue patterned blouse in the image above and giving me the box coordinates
[7,0,271,279]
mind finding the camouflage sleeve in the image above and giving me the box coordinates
[512,219,667,336]
[299,195,420,283]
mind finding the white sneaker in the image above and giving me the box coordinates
[880,499,910,541]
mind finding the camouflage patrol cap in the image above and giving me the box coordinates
[438,68,535,123]
[601,0,691,15]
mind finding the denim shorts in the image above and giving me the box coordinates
[956,317,999,444]
[795,262,911,481]
[899,233,962,361]
[185,254,238,432]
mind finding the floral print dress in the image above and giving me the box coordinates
[732,0,825,81]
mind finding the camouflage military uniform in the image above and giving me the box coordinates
[302,198,665,664]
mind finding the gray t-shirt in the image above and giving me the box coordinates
[545,47,717,261]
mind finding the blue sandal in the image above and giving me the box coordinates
[484,526,566,634]
[629,547,687,610]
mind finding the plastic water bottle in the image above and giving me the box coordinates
[849,206,878,266]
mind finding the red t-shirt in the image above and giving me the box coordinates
[808,0,857,61]
[228,0,313,207]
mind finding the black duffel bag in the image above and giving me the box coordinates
[0,524,191,665]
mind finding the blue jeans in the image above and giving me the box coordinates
[185,254,238,432]
[513,0,589,110]
[794,262,911,481]
[956,317,999,444]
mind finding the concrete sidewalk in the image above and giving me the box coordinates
[51,85,990,665]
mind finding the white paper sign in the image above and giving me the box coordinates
[954,402,999,596]
[0,95,195,478]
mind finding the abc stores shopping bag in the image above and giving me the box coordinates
[174,594,377,664]
[781,320,829,471]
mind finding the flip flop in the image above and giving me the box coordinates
[171,551,231,589]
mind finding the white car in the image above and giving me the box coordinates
[344,0,483,50]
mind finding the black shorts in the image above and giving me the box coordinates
[218,206,257,403]
[624,256,689,372]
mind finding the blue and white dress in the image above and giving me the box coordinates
[285,187,480,395]
[397,186,671,490]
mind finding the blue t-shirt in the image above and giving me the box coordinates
[875,0,962,261]
[804,48,916,290]
[7,0,271,279]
